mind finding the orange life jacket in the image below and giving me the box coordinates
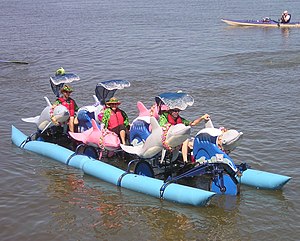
[167,114,183,125]
[58,97,75,116]
[107,109,125,130]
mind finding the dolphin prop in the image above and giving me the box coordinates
[21,97,70,132]
[193,120,243,174]
[129,101,160,146]
[131,101,159,124]
[122,117,191,159]
[76,95,104,132]
[193,127,238,172]
[69,119,120,153]
[197,119,243,154]
[219,129,243,153]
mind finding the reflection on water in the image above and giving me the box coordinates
[43,168,249,240]
[281,27,290,38]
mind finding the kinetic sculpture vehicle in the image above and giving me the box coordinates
[14,75,292,206]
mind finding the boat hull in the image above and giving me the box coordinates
[221,18,300,28]
[11,125,215,206]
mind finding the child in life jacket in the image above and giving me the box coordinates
[101,97,130,144]
[50,84,79,132]
[159,108,210,163]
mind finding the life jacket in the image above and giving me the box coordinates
[58,97,75,116]
[107,109,125,130]
[281,14,291,23]
[167,113,183,125]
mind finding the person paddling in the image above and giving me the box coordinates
[280,10,291,23]
[159,108,210,163]
[102,97,130,145]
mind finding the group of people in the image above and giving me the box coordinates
[50,68,210,163]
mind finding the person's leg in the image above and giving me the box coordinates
[182,139,189,163]
[120,129,126,144]
[69,116,75,132]
[111,125,128,144]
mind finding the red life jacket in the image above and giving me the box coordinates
[108,109,125,130]
[58,97,75,116]
[167,114,183,125]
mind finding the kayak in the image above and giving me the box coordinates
[221,18,300,28]
[11,125,215,207]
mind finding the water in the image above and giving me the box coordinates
[1,0,300,240]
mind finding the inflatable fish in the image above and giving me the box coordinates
[21,97,70,132]
[76,95,104,132]
[129,101,159,145]
[69,119,120,152]
[121,117,191,159]
[200,119,243,154]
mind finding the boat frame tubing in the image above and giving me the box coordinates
[11,125,215,207]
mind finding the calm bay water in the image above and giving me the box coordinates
[1,0,300,240]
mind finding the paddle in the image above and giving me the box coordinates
[0,60,29,64]
[270,19,281,27]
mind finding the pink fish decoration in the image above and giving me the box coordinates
[69,119,120,153]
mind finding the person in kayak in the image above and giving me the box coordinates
[159,108,210,163]
[280,10,291,23]
[50,84,79,133]
[102,97,130,145]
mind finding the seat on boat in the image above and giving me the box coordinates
[77,110,95,132]
[193,128,237,172]
[193,131,228,161]
[192,130,239,191]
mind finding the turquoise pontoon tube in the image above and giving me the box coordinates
[238,169,291,189]
[11,125,215,207]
